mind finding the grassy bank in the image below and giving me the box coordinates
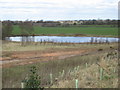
[2,41,117,52]
[51,51,118,88]
[12,25,118,37]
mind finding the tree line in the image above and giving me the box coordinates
[1,19,117,26]
[2,20,34,40]
[2,20,35,46]
[1,19,118,40]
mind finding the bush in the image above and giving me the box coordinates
[23,66,44,89]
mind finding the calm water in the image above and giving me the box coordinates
[8,36,119,43]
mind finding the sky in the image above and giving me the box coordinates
[0,0,119,21]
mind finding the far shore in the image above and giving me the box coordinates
[8,34,119,38]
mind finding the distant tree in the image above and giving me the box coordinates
[111,20,117,27]
[36,20,43,23]
[105,19,111,25]
[19,20,34,46]
[92,19,96,24]
[90,37,94,44]
[2,21,13,40]
[19,21,34,35]
[0,21,2,40]
[73,23,77,25]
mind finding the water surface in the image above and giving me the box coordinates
[9,36,119,43]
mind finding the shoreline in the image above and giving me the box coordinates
[9,34,119,38]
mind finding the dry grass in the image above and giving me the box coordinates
[51,51,118,88]
[2,41,118,88]
[2,49,118,88]
[2,41,117,52]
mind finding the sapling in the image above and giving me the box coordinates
[74,67,77,73]
[113,67,116,73]
[23,66,43,89]
[50,73,53,84]
[77,66,80,71]
[85,63,88,68]
[59,72,61,76]
[68,70,71,75]
[21,82,24,88]
[100,68,103,80]
[61,70,65,77]
[75,79,78,89]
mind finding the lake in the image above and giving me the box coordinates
[8,36,119,43]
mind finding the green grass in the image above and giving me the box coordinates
[12,25,118,36]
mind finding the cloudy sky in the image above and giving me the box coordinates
[0,0,118,21]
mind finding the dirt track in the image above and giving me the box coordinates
[1,46,115,68]
[1,48,94,67]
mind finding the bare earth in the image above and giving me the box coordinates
[1,48,94,68]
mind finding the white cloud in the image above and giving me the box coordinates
[0,0,118,20]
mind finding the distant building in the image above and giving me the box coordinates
[78,21,83,24]
[33,21,61,27]
[59,20,83,25]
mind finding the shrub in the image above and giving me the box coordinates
[23,66,44,89]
